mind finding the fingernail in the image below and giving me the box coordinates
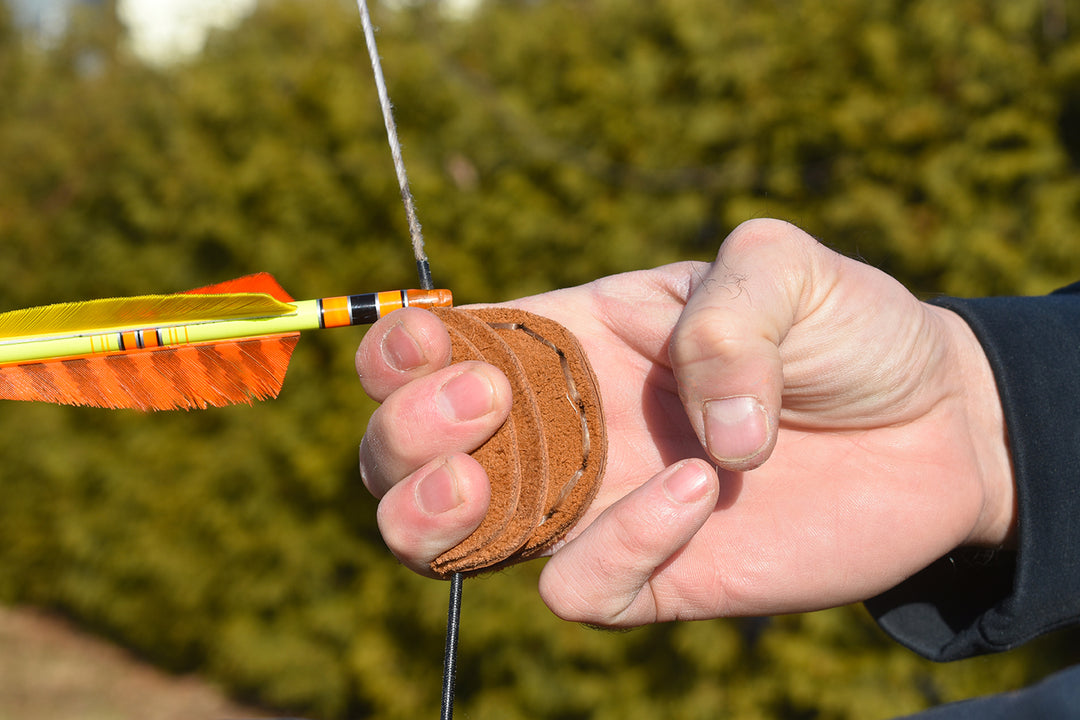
[382,321,426,372]
[663,462,711,504]
[437,369,496,422]
[703,396,769,462]
[415,462,463,515]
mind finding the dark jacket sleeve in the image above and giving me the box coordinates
[865,283,1080,662]
[894,664,1080,719]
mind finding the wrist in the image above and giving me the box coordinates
[934,306,1016,548]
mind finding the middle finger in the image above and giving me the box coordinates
[360,360,512,497]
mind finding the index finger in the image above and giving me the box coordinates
[355,307,454,401]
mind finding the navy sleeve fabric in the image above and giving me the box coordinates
[866,283,1080,662]
[893,665,1080,719]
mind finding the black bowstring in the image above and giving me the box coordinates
[354,2,463,717]
[441,571,464,720]
[419,251,462,720]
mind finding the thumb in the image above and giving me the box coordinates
[670,219,817,470]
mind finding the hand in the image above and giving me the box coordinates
[355,219,1014,627]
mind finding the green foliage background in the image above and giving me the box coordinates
[1,0,1079,717]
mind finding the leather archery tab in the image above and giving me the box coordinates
[430,307,607,577]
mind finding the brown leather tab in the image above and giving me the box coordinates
[429,309,548,575]
[429,307,606,577]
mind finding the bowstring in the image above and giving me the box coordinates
[354,3,461,719]
[355,0,433,290]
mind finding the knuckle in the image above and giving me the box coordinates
[669,308,744,369]
[724,218,813,256]
[541,562,632,626]
[359,432,392,497]
[605,503,657,563]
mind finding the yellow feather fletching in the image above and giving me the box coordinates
[0,292,295,341]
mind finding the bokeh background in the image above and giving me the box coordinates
[1,0,1080,718]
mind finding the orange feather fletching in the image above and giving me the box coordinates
[185,272,294,302]
[0,334,299,411]
[0,274,299,411]
[0,273,453,411]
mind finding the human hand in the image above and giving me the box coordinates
[356,219,1014,627]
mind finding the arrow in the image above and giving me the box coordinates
[0,272,452,411]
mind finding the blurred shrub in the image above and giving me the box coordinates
[0,0,1078,717]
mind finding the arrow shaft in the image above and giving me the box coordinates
[0,289,450,366]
